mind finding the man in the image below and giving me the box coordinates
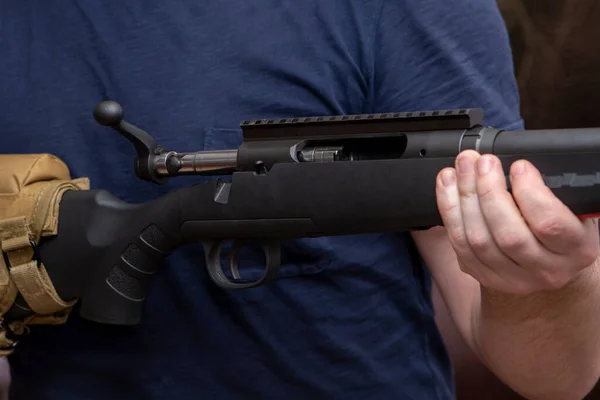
[1,1,599,399]
[439,1,600,398]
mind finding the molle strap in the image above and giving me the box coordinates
[0,153,90,354]
[10,260,76,316]
[0,217,34,267]
[0,253,17,316]
[0,217,76,315]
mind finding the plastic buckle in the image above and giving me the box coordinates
[0,320,19,351]
[2,239,41,269]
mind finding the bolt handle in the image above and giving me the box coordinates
[93,101,166,184]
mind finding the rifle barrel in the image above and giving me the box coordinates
[494,128,600,155]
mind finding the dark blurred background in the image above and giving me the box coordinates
[433,1,600,398]
[500,0,600,129]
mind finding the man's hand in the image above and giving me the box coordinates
[421,149,600,399]
[436,149,599,295]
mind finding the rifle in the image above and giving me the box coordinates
[6,101,600,327]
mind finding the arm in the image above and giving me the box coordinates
[369,1,600,396]
[412,153,600,400]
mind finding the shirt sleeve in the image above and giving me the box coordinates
[368,0,524,130]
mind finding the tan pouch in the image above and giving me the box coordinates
[0,154,89,354]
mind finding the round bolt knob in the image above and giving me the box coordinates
[93,101,124,126]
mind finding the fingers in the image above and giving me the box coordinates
[455,152,519,267]
[436,151,530,291]
[435,167,476,265]
[436,150,600,294]
[473,154,550,268]
[509,160,589,255]
[436,167,499,286]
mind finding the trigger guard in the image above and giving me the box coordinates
[228,240,246,280]
[202,239,281,289]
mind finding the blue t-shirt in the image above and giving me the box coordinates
[0,1,522,399]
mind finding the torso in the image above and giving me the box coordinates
[0,1,521,398]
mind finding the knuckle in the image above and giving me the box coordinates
[534,216,567,238]
[466,229,489,250]
[449,227,468,249]
[495,231,528,252]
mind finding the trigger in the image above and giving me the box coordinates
[228,239,246,280]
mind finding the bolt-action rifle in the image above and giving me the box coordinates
[6,101,600,328]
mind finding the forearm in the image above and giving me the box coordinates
[473,258,600,400]
[413,226,600,399]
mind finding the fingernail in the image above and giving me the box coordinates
[477,156,493,176]
[511,160,527,178]
[441,169,456,187]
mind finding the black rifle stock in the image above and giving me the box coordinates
[6,101,600,327]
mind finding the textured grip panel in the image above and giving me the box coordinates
[121,243,158,274]
[139,224,175,254]
[106,266,145,301]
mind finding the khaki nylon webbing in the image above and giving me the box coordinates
[11,260,76,315]
[0,153,90,354]
[0,255,17,316]
[0,217,76,315]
